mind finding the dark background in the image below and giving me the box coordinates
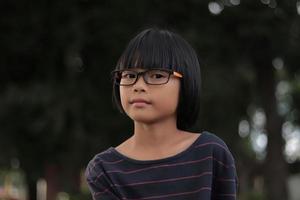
[1,0,300,200]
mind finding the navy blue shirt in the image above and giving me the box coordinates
[85,131,238,200]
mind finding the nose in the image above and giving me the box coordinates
[133,74,147,92]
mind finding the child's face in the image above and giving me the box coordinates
[120,68,181,125]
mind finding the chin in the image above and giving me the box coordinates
[131,117,156,123]
[130,113,176,125]
[128,115,158,124]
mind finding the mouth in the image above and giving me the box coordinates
[130,99,151,105]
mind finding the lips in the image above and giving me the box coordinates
[130,98,151,104]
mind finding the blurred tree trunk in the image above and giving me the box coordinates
[27,179,37,200]
[22,167,38,200]
[254,46,288,200]
[45,164,60,200]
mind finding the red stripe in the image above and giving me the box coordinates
[114,171,212,187]
[102,159,124,164]
[213,158,235,168]
[195,142,229,152]
[106,156,212,174]
[91,156,212,183]
[91,156,234,183]
[94,188,109,196]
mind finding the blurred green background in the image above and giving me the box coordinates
[1,0,300,200]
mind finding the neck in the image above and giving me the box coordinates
[130,117,184,150]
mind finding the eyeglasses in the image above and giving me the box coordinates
[112,68,183,86]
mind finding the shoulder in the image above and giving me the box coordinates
[201,131,235,163]
[85,148,113,181]
[201,131,231,149]
[202,131,228,146]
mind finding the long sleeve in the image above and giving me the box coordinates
[212,140,238,200]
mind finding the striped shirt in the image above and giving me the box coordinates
[85,131,238,200]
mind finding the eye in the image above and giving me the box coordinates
[121,71,136,79]
[152,74,164,79]
[148,70,168,79]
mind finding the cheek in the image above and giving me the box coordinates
[119,88,128,110]
[156,81,181,112]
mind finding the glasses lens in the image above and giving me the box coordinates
[145,70,170,85]
[119,70,137,85]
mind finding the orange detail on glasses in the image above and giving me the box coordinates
[173,71,183,78]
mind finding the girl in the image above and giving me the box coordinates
[85,27,238,200]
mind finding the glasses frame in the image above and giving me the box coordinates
[112,68,183,86]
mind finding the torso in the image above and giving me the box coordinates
[115,132,201,161]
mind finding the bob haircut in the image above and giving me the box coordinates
[112,27,201,130]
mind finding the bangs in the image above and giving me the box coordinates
[115,29,184,72]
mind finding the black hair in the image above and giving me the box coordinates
[112,27,201,130]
